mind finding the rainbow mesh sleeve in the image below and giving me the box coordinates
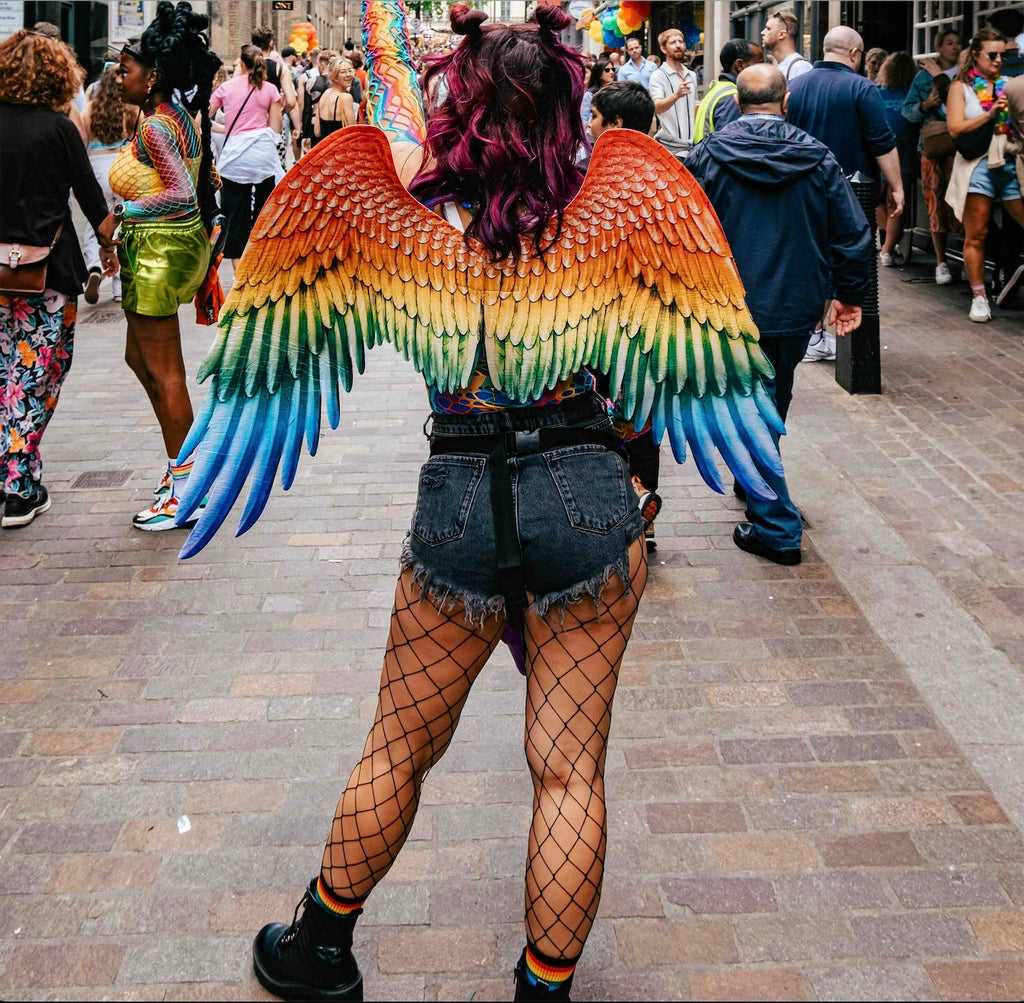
[120,107,201,222]
[361,1,427,147]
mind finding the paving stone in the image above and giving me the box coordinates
[850,913,977,959]
[662,876,777,914]
[0,943,125,989]
[376,927,494,973]
[809,964,938,1001]
[818,831,923,867]
[645,801,747,834]
[968,912,1024,953]
[614,919,739,965]
[687,968,808,1001]
[925,961,1024,1001]
[707,834,818,872]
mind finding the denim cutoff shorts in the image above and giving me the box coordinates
[966,159,1022,201]
[401,393,645,624]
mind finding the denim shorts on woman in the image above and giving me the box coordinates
[966,159,1022,201]
[401,393,645,624]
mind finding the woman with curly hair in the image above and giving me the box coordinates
[81,65,134,304]
[0,29,116,527]
[99,0,221,530]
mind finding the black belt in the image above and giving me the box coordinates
[429,427,620,618]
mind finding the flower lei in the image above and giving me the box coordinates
[969,69,1015,136]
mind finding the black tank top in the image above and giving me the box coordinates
[318,94,346,140]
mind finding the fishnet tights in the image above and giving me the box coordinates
[321,540,647,963]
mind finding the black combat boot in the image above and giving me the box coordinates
[513,949,574,1001]
[252,879,363,1001]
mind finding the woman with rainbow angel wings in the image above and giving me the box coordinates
[177,2,784,998]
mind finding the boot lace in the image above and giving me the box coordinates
[278,888,313,949]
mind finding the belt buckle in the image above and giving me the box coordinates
[512,430,541,456]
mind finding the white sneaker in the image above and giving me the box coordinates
[935,262,953,285]
[969,295,991,323]
[879,252,894,267]
[802,330,836,362]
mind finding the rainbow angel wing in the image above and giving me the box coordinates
[177,126,784,558]
[175,127,478,558]
[482,129,785,498]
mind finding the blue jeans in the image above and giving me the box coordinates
[743,334,810,551]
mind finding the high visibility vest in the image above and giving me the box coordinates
[694,79,738,143]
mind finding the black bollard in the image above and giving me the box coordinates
[836,171,881,395]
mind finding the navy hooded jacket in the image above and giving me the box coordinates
[686,115,872,339]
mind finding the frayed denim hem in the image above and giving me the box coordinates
[400,518,644,632]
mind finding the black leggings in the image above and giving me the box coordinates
[220,176,275,259]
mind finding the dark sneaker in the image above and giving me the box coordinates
[252,879,363,1002]
[514,950,573,1001]
[733,523,801,566]
[644,523,657,553]
[2,485,51,528]
[631,476,661,525]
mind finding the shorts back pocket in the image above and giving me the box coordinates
[411,454,487,546]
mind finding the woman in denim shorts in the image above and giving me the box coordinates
[178,1,778,999]
[241,5,647,1000]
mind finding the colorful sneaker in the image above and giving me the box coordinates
[153,464,173,500]
[132,493,203,531]
[2,485,51,528]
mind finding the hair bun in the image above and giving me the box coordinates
[532,1,571,33]
[450,2,487,36]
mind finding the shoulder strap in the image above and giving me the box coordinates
[220,84,258,154]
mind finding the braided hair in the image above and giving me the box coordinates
[139,1,222,231]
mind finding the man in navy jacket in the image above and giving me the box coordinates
[687,63,871,565]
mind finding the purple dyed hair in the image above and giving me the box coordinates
[408,2,586,261]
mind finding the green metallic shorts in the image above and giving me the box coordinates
[118,214,211,318]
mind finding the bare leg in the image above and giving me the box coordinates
[962,194,992,290]
[321,569,505,898]
[124,310,194,458]
[931,230,948,267]
[522,539,648,961]
[1002,198,1024,229]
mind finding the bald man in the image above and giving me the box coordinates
[687,63,871,565]
[784,26,900,361]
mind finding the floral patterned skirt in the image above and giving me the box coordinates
[0,291,76,498]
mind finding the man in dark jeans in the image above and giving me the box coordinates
[687,64,871,564]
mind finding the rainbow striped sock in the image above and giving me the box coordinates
[314,875,364,916]
[523,944,577,992]
[170,459,193,483]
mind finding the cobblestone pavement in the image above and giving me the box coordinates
[1,258,1023,1001]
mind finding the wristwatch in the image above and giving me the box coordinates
[113,203,125,220]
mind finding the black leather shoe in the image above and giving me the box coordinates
[733,523,801,566]
[252,879,363,1001]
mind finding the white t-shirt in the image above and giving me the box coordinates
[649,63,699,156]
[777,51,813,81]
